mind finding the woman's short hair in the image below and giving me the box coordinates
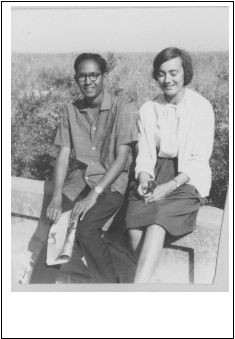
[153,47,193,85]
[74,53,107,74]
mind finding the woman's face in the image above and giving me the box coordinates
[156,57,185,99]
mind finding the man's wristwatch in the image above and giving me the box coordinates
[94,185,103,195]
[172,178,180,189]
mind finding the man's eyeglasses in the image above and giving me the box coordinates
[77,73,102,82]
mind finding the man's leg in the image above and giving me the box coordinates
[72,190,124,283]
[29,194,75,284]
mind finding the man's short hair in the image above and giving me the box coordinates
[152,47,193,85]
[74,53,107,74]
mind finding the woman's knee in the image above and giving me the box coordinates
[144,224,166,245]
[147,224,166,235]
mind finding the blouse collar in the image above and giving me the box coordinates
[155,88,188,108]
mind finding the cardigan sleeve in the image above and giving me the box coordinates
[180,100,214,185]
[135,102,157,179]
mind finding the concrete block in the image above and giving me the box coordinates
[11,177,53,218]
[151,208,223,284]
[196,206,223,230]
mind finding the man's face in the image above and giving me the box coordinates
[75,59,104,100]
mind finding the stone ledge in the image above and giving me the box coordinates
[11,176,224,285]
[12,177,48,193]
[11,176,223,230]
[12,177,52,218]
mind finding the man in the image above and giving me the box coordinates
[30,53,137,283]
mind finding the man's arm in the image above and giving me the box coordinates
[95,144,130,192]
[47,146,71,223]
[71,144,130,221]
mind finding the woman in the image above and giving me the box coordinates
[125,47,214,283]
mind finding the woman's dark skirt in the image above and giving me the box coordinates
[126,157,204,236]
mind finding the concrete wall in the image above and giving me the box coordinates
[11,176,224,285]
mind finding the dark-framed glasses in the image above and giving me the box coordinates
[77,73,102,82]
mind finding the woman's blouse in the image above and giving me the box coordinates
[135,88,215,197]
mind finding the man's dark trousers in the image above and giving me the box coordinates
[30,188,124,284]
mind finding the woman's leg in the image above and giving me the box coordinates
[128,229,143,252]
[134,224,166,283]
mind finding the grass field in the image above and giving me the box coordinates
[11,52,229,208]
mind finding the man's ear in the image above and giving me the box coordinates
[102,73,107,86]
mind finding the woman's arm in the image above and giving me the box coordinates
[179,101,215,183]
[135,102,157,180]
[144,172,189,203]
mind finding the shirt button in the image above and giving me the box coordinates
[93,126,96,131]
[92,146,96,151]
[85,176,89,181]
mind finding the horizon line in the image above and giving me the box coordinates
[12,50,229,54]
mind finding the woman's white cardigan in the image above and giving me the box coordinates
[135,88,215,198]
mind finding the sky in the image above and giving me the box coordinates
[12,6,229,53]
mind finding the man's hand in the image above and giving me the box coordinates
[144,181,175,204]
[70,190,99,222]
[46,195,63,223]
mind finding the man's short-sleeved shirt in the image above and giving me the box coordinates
[54,91,138,201]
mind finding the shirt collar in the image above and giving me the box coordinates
[100,91,112,111]
[75,91,112,113]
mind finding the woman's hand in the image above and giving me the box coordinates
[70,190,99,222]
[144,181,175,204]
[137,172,151,197]
[46,195,63,223]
